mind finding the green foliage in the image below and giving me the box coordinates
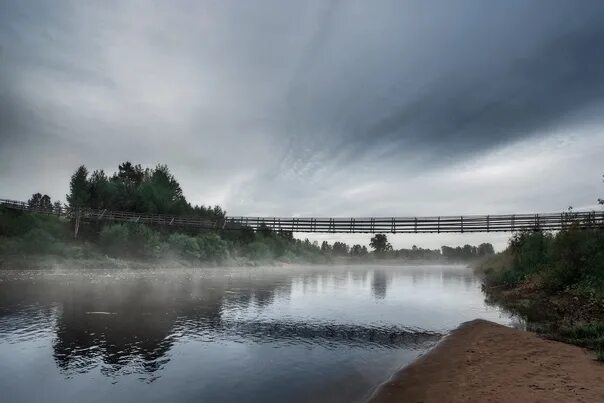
[332,241,349,256]
[99,224,130,256]
[442,243,495,261]
[244,241,273,261]
[556,322,604,353]
[28,193,53,211]
[65,162,225,222]
[129,225,162,259]
[370,234,392,255]
[197,233,229,261]
[67,165,90,207]
[19,228,61,254]
[350,244,369,257]
[0,207,68,239]
[167,233,201,260]
[483,228,604,294]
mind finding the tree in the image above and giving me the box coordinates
[370,234,392,254]
[350,244,369,257]
[115,161,145,188]
[477,243,495,256]
[27,193,42,209]
[28,193,53,210]
[40,194,52,210]
[88,170,113,209]
[136,164,186,214]
[66,165,90,207]
[332,241,349,256]
[53,201,63,213]
[321,241,332,254]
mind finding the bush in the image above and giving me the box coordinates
[486,229,604,293]
[198,233,229,262]
[19,228,61,254]
[0,207,68,239]
[243,241,273,261]
[99,224,129,256]
[167,233,201,260]
[129,225,161,259]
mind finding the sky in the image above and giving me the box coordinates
[0,0,603,250]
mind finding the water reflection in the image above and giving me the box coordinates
[371,270,390,299]
[0,265,513,403]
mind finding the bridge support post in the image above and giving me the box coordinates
[73,208,81,239]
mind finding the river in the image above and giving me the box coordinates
[0,264,516,402]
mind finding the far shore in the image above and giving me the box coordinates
[369,319,604,403]
[0,254,476,270]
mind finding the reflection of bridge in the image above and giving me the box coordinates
[1,198,603,234]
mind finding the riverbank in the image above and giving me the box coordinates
[0,253,308,270]
[370,319,604,402]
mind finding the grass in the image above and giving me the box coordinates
[556,322,604,349]
[529,322,604,362]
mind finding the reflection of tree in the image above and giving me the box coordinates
[371,270,389,299]
[0,272,290,379]
[52,283,179,377]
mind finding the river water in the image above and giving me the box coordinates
[0,264,515,403]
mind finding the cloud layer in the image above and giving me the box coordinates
[1,0,603,249]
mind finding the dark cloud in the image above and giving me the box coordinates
[0,0,602,250]
[355,25,604,161]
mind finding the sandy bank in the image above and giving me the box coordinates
[370,319,604,403]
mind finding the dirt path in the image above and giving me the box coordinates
[369,319,604,403]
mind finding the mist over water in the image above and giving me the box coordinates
[0,265,514,403]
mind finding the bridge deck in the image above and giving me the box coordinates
[1,199,602,234]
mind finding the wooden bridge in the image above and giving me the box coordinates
[1,198,602,235]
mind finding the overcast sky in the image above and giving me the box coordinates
[1,0,603,250]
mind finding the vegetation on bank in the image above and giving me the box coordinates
[478,225,604,358]
[0,206,328,265]
[1,161,494,266]
[480,228,604,297]
[0,205,493,266]
[477,174,604,359]
[479,228,604,360]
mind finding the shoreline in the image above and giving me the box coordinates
[369,319,604,402]
[0,254,476,270]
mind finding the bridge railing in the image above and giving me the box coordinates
[0,199,219,229]
[225,211,604,233]
[1,198,602,234]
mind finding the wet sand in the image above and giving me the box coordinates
[370,319,604,403]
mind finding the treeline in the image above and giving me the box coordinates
[317,234,493,261]
[0,205,328,264]
[482,174,603,293]
[67,162,225,221]
[478,175,604,358]
[441,243,495,260]
[0,162,327,264]
[1,161,494,265]
[482,227,604,294]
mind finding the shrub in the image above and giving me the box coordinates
[489,228,604,293]
[198,233,229,262]
[167,233,201,260]
[18,228,60,254]
[128,225,161,259]
[0,207,68,239]
[243,241,272,261]
[99,224,129,256]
